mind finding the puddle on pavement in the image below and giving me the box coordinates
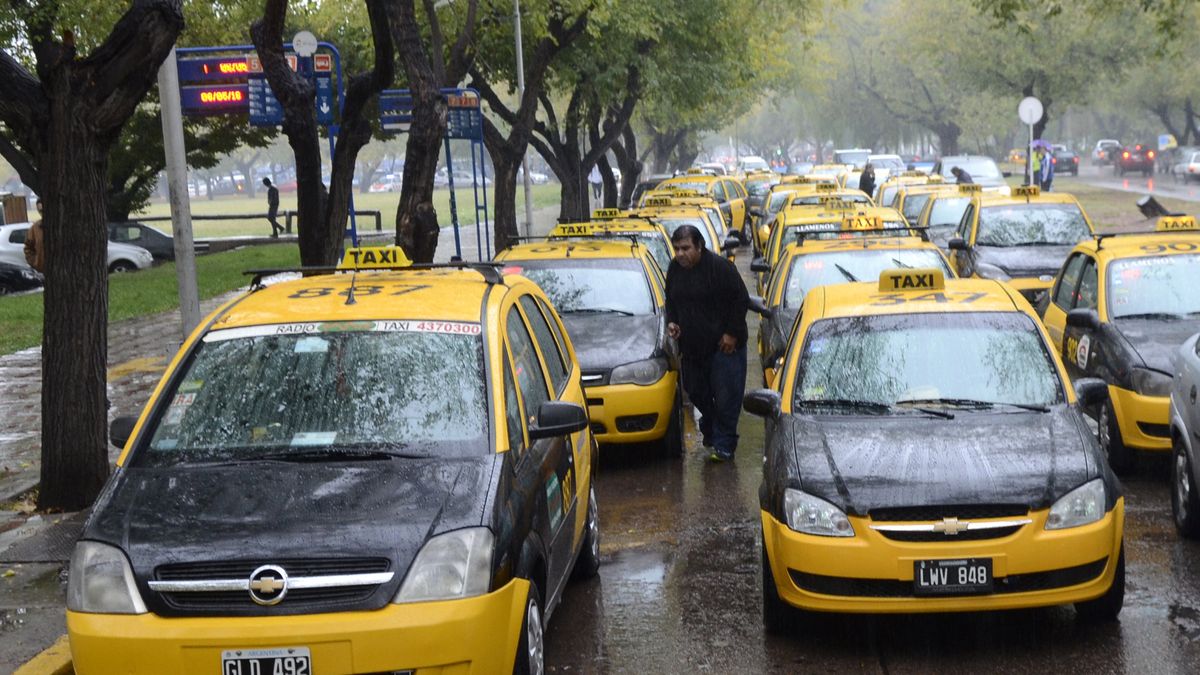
[602,548,669,605]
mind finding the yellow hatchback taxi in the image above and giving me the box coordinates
[549,210,674,273]
[495,240,685,455]
[948,186,1096,306]
[1040,216,1200,473]
[69,248,599,674]
[638,196,738,260]
[754,232,954,387]
[744,270,1124,628]
[655,171,748,236]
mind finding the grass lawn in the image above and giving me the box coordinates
[0,244,298,355]
[135,183,562,238]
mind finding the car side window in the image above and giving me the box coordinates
[711,181,727,202]
[519,295,567,395]
[729,181,746,199]
[1053,254,1088,310]
[502,354,526,455]
[506,306,551,425]
[1076,257,1099,309]
[536,297,573,375]
[956,204,976,240]
[9,228,26,245]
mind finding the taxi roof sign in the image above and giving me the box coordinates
[592,208,622,220]
[815,183,838,192]
[338,245,413,270]
[1013,185,1041,198]
[644,196,673,207]
[878,268,945,292]
[551,223,595,237]
[926,175,946,183]
[1156,215,1199,232]
[958,184,983,194]
[844,215,883,231]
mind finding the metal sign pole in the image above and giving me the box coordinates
[445,137,463,259]
[156,48,201,339]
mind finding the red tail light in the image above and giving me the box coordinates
[1123,151,1131,159]
[1148,150,1156,159]
[1073,157,1079,163]
[1052,158,1057,164]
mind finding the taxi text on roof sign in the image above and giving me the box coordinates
[815,183,838,192]
[644,197,673,207]
[592,208,622,220]
[958,184,983,194]
[878,268,946,291]
[338,245,413,270]
[1157,215,1200,231]
[1013,185,1041,197]
[844,216,883,231]
[551,223,595,237]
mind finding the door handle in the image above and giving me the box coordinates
[1190,384,1196,404]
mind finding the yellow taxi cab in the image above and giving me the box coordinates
[807,164,854,187]
[918,183,987,248]
[494,240,684,455]
[876,171,944,208]
[655,171,749,235]
[638,188,730,238]
[637,195,738,260]
[892,182,959,227]
[69,247,598,674]
[744,269,1124,626]
[1039,215,1200,473]
[750,179,841,252]
[549,209,674,273]
[754,231,954,387]
[745,171,784,230]
[948,185,1095,306]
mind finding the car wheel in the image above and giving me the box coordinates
[109,260,136,273]
[1098,400,1136,475]
[761,538,799,634]
[1074,545,1125,622]
[661,386,684,457]
[1172,437,1200,538]
[513,583,545,675]
[572,484,601,580]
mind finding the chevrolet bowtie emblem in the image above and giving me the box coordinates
[250,576,284,593]
[932,517,969,535]
[248,564,289,606]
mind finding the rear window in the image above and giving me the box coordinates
[507,258,655,316]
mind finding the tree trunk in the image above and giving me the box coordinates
[359,157,384,194]
[597,154,618,208]
[559,162,587,223]
[491,150,521,252]
[611,125,640,208]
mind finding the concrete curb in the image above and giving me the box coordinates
[13,635,72,675]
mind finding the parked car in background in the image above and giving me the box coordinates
[1093,139,1121,166]
[0,260,42,294]
[832,148,871,168]
[737,155,771,174]
[867,153,905,183]
[786,161,814,175]
[0,223,153,273]
[1052,147,1081,176]
[1115,142,1156,177]
[434,168,491,188]
[368,173,402,193]
[517,167,550,184]
[1007,148,1027,163]
[108,221,175,262]
[1171,149,1200,183]
[931,155,1011,194]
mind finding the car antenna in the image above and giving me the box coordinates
[344,270,359,305]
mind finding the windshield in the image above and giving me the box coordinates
[790,194,871,207]
[795,312,1063,410]
[925,196,971,227]
[784,222,909,244]
[939,158,1003,180]
[511,258,654,316]
[901,193,935,223]
[834,151,870,168]
[747,179,776,196]
[665,180,710,193]
[139,326,489,464]
[654,217,717,249]
[976,203,1091,246]
[769,190,801,213]
[1108,253,1200,319]
[781,247,951,307]
[871,157,905,170]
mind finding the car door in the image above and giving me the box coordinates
[1043,252,1088,346]
[1060,255,1099,381]
[1182,337,1200,438]
[949,202,978,276]
[725,180,748,232]
[711,180,731,228]
[504,302,578,599]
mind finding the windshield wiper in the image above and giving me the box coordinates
[891,258,913,269]
[1115,312,1184,321]
[795,398,952,419]
[245,447,430,462]
[567,307,636,316]
[897,397,1049,413]
[834,263,859,282]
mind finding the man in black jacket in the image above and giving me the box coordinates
[263,177,283,237]
[665,225,750,462]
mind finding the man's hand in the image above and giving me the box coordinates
[718,333,737,354]
[667,322,681,340]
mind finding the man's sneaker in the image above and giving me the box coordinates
[707,450,733,463]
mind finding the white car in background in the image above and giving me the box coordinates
[868,153,905,183]
[0,222,153,273]
[738,155,771,173]
[517,167,550,184]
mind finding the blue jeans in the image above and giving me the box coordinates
[681,346,747,457]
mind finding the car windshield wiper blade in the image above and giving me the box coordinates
[798,398,953,419]
[244,447,430,462]
[834,263,859,282]
[1115,312,1184,320]
[891,258,914,269]
[897,397,1049,413]
[567,307,636,316]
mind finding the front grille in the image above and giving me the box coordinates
[788,557,1108,598]
[875,524,1024,542]
[616,413,658,433]
[869,504,1029,522]
[1138,422,1171,439]
[153,557,391,614]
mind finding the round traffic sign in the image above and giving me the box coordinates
[1018,96,1043,125]
[292,31,318,57]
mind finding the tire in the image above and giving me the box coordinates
[109,260,136,273]
[1074,545,1125,622]
[513,582,545,675]
[761,538,799,634]
[1171,437,1200,538]
[572,484,601,580]
[661,386,684,457]
[1098,400,1136,475]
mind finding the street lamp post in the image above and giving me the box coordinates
[515,0,534,236]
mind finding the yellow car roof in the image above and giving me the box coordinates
[659,175,719,187]
[814,276,1022,319]
[898,183,958,197]
[978,189,1083,207]
[550,218,662,235]
[1078,232,1200,260]
[210,268,497,330]
[782,236,942,255]
[495,239,646,262]
[782,190,872,211]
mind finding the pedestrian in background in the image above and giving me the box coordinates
[262,177,283,238]
[23,199,44,273]
[950,166,974,184]
[1038,147,1055,191]
[588,164,603,200]
[858,162,876,200]
[665,225,750,463]
[1030,149,1041,187]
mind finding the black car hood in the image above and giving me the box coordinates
[976,245,1075,278]
[1113,318,1200,373]
[86,457,495,592]
[787,409,1094,516]
[560,313,660,372]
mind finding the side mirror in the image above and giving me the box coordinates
[948,237,967,251]
[750,257,770,273]
[528,401,590,440]
[1066,308,1102,331]
[749,295,773,318]
[722,236,740,253]
[110,415,138,448]
[743,389,782,418]
[751,208,765,218]
[1074,377,1108,407]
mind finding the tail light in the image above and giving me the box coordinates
[1149,151,1156,159]
[1123,151,1131,159]
[1052,158,1057,164]
[1073,157,1079,163]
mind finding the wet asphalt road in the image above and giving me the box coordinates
[544,254,1200,674]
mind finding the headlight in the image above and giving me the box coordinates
[1045,478,1106,530]
[66,541,147,614]
[1131,367,1172,397]
[393,527,493,603]
[975,263,1011,281]
[783,488,854,537]
[610,357,668,386]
